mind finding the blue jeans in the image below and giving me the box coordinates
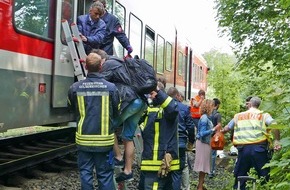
[210,149,217,174]
[171,148,186,190]
[77,150,115,190]
[114,98,146,141]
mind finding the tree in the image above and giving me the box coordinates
[215,0,290,189]
[203,49,241,123]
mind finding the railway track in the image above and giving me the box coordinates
[0,127,77,177]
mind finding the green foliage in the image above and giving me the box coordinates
[214,0,290,188]
[203,50,242,124]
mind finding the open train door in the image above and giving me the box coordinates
[52,0,77,108]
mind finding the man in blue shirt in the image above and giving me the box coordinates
[93,0,133,55]
[77,2,106,54]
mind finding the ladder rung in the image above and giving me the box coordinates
[72,37,79,43]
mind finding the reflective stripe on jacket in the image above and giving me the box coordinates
[233,110,268,145]
[68,73,120,152]
[140,91,180,171]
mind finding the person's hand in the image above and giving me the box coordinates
[274,140,281,151]
[127,45,133,54]
[220,126,228,134]
[212,126,218,132]
[80,34,87,42]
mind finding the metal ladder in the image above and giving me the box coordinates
[61,19,87,81]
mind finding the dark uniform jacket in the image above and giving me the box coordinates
[100,11,131,55]
[77,14,106,54]
[67,73,120,152]
[140,90,180,171]
[176,101,195,148]
[101,56,139,113]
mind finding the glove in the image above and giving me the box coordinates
[126,45,133,54]
[158,153,172,178]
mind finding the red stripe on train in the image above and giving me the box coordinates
[0,3,53,59]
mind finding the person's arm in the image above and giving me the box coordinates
[111,15,132,54]
[265,114,281,151]
[67,85,75,112]
[112,86,120,119]
[221,118,235,133]
[77,16,84,34]
[199,117,217,137]
[215,113,222,130]
[86,20,106,46]
[193,96,204,107]
[272,129,281,151]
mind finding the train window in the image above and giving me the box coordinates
[144,27,155,66]
[196,65,199,82]
[178,51,183,76]
[129,14,143,58]
[61,1,74,44]
[106,0,113,13]
[200,66,203,82]
[156,35,165,74]
[195,65,202,82]
[62,1,73,23]
[184,55,188,81]
[165,42,173,71]
[14,0,54,40]
[192,64,195,82]
[113,2,126,57]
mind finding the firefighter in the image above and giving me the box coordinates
[67,53,120,190]
[138,82,180,190]
[222,96,281,190]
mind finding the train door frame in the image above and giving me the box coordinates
[52,0,78,108]
[187,48,193,100]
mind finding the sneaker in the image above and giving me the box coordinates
[115,172,133,183]
[114,158,124,168]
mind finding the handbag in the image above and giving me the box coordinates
[210,129,226,150]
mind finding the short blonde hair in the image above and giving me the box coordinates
[200,99,214,115]
[86,53,102,72]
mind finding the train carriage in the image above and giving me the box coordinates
[0,0,208,132]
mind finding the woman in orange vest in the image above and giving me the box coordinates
[187,90,205,151]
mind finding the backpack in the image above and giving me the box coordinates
[123,57,157,95]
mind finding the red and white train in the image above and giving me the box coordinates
[0,0,208,132]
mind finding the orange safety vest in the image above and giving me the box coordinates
[190,95,201,119]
